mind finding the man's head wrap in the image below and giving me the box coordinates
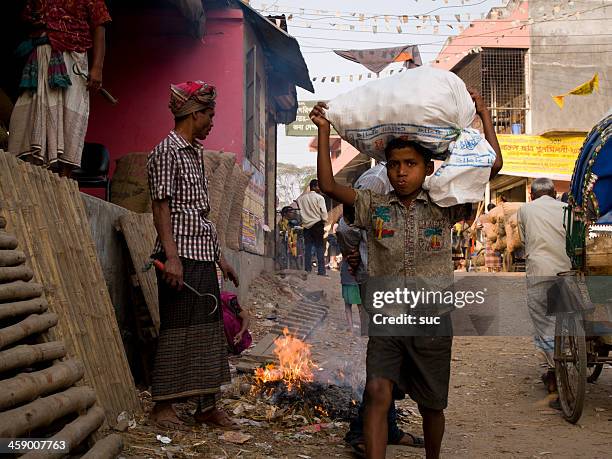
[169,81,216,118]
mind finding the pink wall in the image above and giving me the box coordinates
[433,1,529,71]
[86,7,245,177]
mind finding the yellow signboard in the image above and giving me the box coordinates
[498,134,586,179]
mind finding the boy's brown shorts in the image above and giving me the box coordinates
[366,334,453,410]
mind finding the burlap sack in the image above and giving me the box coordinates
[497,217,506,237]
[204,150,236,226]
[482,222,497,242]
[494,237,507,252]
[507,214,523,251]
[111,152,151,213]
[502,202,523,216]
[226,168,253,251]
[488,206,504,224]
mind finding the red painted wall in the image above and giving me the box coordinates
[86,7,245,177]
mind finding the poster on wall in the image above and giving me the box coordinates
[241,158,265,255]
[498,134,586,180]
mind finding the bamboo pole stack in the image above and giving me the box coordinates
[0,152,139,424]
[0,216,123,457]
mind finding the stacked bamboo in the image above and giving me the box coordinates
[118,213,159,333]
[0,152,139,424]
[202,151,252,250]
[0,216,123,458]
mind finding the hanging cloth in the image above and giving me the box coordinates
[333,45,422,74]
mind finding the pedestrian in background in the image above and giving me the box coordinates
[517,178,571,409]
[296,179,328,276]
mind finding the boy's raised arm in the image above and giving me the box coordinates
[469,90,503,180]
[310,102,357,206]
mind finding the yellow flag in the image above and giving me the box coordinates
[552,73,599,109]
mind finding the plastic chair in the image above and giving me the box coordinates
[72,143,111,201]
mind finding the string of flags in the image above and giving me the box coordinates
[309,46,484,83]
[256,1,531,22]
[258,2,584,36]
[552,73,599,109]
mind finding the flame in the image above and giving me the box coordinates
[314,405,329,417]
[254,328,315,391]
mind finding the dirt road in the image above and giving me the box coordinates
[120,270,611,458]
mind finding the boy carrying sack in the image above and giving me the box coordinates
[309,91,502,459]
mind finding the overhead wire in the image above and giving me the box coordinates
[257,0,499,18]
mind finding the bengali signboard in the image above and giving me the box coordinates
[498,134,586,180]
[285,101,338,137]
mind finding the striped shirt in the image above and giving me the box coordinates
[147,131,220,261]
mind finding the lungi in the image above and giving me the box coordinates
[9,44,89,168]
[484,241,502,272]
[527,277,556,369]
[152,257,230,412]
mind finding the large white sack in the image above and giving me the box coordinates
[422,129,495,206]
[326,66,475,160]
[324,66,496,206]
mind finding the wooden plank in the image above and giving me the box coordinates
[248,333,280,357]
[118,213,160,334]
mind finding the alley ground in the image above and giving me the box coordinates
[119,270,612,459]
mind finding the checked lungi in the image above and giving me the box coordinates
[152,257,230,412]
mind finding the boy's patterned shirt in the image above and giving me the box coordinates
[354,189,470,279]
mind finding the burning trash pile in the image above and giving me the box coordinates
[223,328,360,425]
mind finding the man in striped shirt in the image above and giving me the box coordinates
[147,81,239,430]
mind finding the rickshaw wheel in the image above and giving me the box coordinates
[554,313,586,424]
[587,349,608,383]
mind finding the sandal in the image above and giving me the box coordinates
[394,431,425,448]
[347,438,365,458]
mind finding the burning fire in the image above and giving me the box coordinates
[254,328,316,391]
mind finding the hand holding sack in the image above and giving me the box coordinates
[324,66,497,206]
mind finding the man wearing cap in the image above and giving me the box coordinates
[147,81,239,429]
